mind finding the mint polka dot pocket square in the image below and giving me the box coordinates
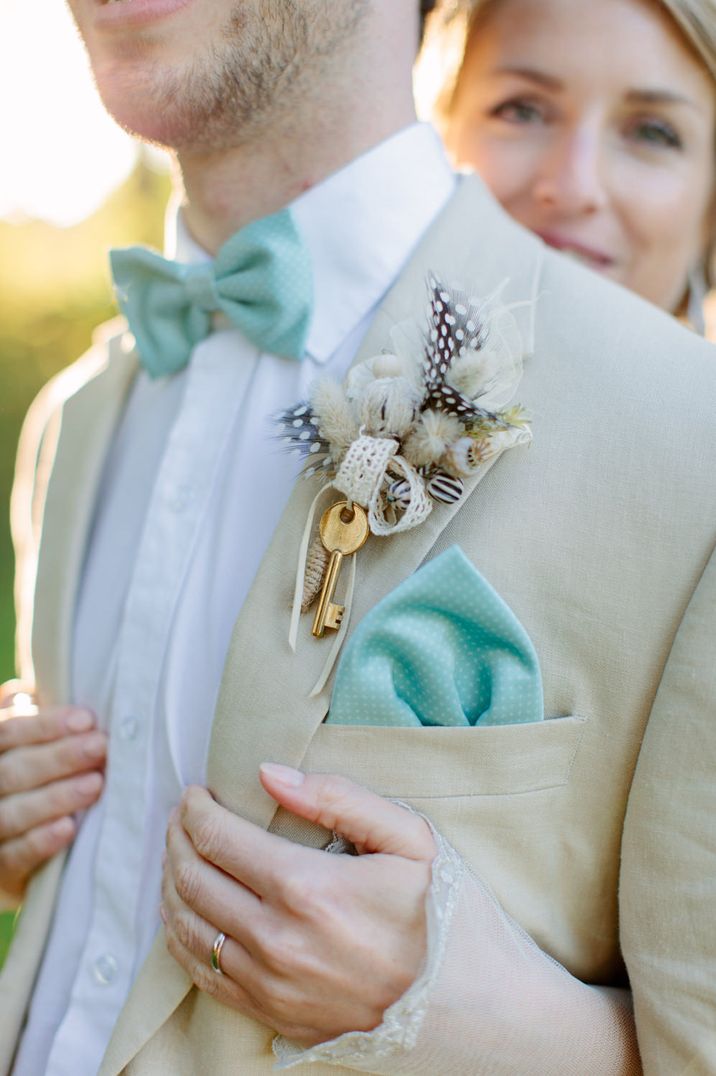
[327,545,543,727]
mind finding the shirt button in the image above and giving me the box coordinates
[118,716,139,742]
[168,485,193,513]
[93,953,118,986]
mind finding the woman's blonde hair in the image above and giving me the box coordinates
[658,0,716,81]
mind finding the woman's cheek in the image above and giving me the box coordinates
[468,134,544,206]
[607,162,698,303]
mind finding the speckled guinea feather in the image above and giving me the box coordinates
[275,401,333,475]
[422,278,506,428]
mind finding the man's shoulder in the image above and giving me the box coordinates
[55,316,131,399]
[538,240,716,376]
[534,243,716,461]
[441,174,714,363]
[14,316,135,500]
[27,316,132,430]
[421,176,716,510]
[438,175,716,424]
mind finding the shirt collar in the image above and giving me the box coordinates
[166,122,457,365]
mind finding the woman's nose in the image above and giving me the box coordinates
[533,127,608,215]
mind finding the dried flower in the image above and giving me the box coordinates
[500,404,531,430]
[402,409,463,467]
[345,351,423,403]
[443,434,494,475]
[309,379,359,455]
[360,377,423,438]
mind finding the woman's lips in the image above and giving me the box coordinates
[537,231,616,270]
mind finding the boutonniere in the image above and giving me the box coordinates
[278,276,532,693]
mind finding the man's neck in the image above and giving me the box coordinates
[175,120,416,254]
[173,17,418,254]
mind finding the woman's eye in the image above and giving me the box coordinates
[628,118,683,149]
[490,98,545,125]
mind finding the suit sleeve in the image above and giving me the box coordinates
[10,374,65,687]
[619,539,716,1074]
[10,325,122,687]
[274,823,640,1074]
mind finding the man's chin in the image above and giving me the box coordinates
[93,66,195,149]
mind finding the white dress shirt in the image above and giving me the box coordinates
[13,124,456,1076]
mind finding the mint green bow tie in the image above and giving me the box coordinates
[110,208,313,378]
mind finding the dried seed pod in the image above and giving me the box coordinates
[443,434,496,475]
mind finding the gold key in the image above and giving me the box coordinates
[312,500,370,638]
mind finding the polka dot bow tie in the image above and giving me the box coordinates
[109,208,313,379]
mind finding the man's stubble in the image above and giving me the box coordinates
[131,0,371,151]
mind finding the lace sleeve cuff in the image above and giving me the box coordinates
[272,822,465,1071]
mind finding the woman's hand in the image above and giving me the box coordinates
[162,765,437,1047]
[0,681,107,906]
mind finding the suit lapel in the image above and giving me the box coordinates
[102,176,546,1074]
[31,332,138,705]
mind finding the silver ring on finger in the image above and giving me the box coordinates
[210,930,227,975]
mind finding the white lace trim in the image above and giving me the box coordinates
[367,455,432,537]
[272,813,466,1070]
[333,434,432,536]
[333,434,399,509]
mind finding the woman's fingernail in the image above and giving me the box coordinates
[260,762,305,787]
[159,904,167,924]
[66,710,94,733]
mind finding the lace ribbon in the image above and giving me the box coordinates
[333,435,432,536]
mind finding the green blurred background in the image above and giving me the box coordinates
[0,149,170,966]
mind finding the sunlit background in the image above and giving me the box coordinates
[0,0,170,657]
[2,0,146,225]
[0,2,169,615]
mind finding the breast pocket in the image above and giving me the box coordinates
[301,715,587,798]
[272,715,591,954]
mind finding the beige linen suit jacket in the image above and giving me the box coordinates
[1,176,715,1074]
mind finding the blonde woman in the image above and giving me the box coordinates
[427,0,716,331]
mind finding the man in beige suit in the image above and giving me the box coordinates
[0,0,715,1072]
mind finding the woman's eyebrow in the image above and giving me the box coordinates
[491,66,562,90]
[625,88,702,112]
[490,69,704,114]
